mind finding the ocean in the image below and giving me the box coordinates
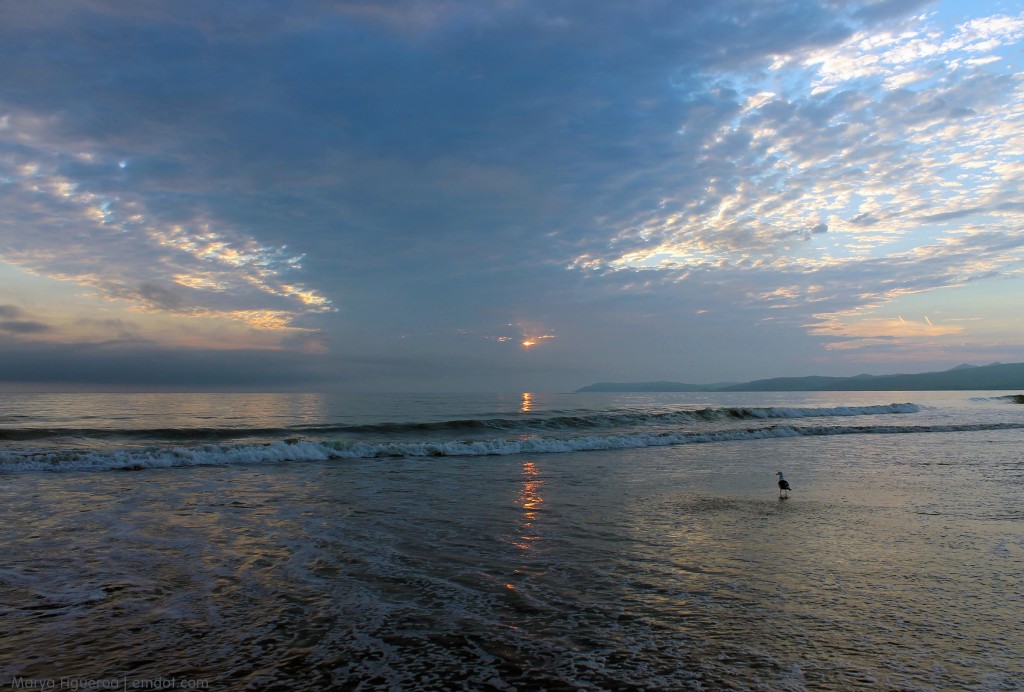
[1,390,1022,690]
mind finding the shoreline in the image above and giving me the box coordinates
[3,428,1022,689]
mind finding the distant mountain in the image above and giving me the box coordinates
[577,362,1024,392]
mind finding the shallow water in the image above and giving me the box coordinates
[2,396,1023,689]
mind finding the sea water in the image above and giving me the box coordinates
[1,391,1022,689]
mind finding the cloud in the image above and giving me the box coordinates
[0,142,333,332]
[0,320,53,334]
[0,305,56,335]
[0,337,329,389]
[0,305,26,319]
[1,1,1022,387]
[813,315,963,341]
[576,11,1024,346]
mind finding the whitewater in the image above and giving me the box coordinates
[3,395,1017,473]
[2,390,1023,689]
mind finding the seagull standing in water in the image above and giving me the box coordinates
[776,471,791,499]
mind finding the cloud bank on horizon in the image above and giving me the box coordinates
[1,0,1023,390]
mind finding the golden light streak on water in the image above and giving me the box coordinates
[514,460,544,552]
[519,392,533,413]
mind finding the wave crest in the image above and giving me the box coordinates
[5,418,1022,473]
[0,403,922,441]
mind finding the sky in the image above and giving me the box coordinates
[1,0,1023,392]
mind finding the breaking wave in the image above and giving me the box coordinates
[4,419,1023,474]
[0,403,922,442]
[970,394,1024,404]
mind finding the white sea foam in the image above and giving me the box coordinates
[728,403,922,417]
[3,391,1021,689]
[0,402,923,441]
[0,440,336,473]
[4,420,1023,473]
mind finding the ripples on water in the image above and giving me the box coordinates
[3,422,1024,689]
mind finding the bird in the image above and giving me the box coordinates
[776,471,791,499]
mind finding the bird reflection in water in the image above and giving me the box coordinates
[514,461,544,551]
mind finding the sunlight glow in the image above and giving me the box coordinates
[514,461,544,552]
[567,9,1024,360]
[520,334,556,350]
[520,392,533,413]
[0,135,332,337]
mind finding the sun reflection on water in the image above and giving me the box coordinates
[520,392,533,413]
[515,461,544,551]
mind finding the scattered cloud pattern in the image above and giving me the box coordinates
[1,1,1022,388]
